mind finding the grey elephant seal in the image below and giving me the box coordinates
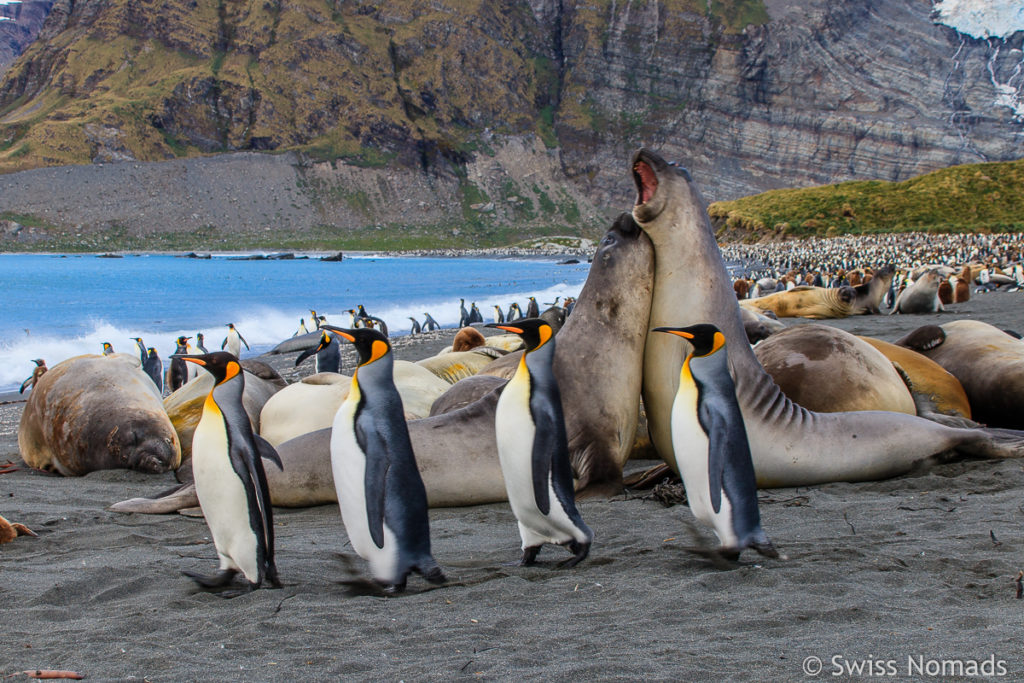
[19,354,181,476]
[112,213,654,511]
[891,270,944,314]
[631,147,1024,487]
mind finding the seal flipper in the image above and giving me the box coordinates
[255,434,283,470]
[895,325,946,352]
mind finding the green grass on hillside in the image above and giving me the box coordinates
[709,158,1024,242]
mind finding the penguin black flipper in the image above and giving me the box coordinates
[18,376,32,394]
[239,333,250,350]
[354,411,389,550]
[255,434,284,470]
[697,386,768,549]
[224,414,276,576]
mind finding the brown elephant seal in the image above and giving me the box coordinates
[752,325,916,415]
[631,147,1024,488]
[857,335,971,421]
[452,326,486,352]
[111,213,654,512]
[18,354,181,476]
[896,320,1024,429]
[0,513,38,544]
[891,270,944,314]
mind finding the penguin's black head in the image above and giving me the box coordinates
[176,351,241,384]
[176,335,191,346]
[32,358,45,366]
[102,342,113,351]
[653,323,725,357]
[322,325,390,366]
[196,332,204,341]
[486,317,553,352]
[226,323,235,329]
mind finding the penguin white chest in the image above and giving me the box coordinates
[669,380,738,547]
[329,388,399,581]
[495,367,580,547]
[191,405,259,579]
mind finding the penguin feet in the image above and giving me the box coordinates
[557,541,591,569]
[217,583,257,599]
[182,568,238,589]
[418,564,447,585]
[518,545,541,566]
[748,540,779,559]
[381,580,407,595]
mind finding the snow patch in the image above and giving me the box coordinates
[933,0,1024,40]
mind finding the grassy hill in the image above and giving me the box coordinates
[709,158,1024,242]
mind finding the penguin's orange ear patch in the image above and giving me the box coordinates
[711,331,726,354]
[369,340,389,364]
[224,361,241,382]
[537,323,552,347]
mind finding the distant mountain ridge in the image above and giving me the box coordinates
[0,0,1022,248]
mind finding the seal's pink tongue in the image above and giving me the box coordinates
[634,162,657,204]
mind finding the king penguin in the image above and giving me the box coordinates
[493,305,505,324]
[294,329,342,374]
[222,323,250,358]
[652,323,777,560]
[101,342,115,356]
[525,296,540,318]
[132,337,163,393]
[423,313,440,331]
[321,324,445,592]
[168,336,192,392]
[178,351,284,596]
[408,317,422,335]
[196,332,209,354]
[486,318,593,567]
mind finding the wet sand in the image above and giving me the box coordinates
[2,293,1023,680]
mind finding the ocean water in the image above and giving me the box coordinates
[0,252,590,393]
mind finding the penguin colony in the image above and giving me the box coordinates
[726,231,1024,309]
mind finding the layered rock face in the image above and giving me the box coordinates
[0,0,53,76]
[0,0,1021,238]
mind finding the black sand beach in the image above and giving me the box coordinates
[2,293,1024,680]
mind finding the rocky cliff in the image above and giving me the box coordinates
[0,0,1022,247]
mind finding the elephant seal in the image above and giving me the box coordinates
[631,147,1024,487]
[891,270,944,314]
[739,307,782,344]
[752,325,916,415]
[452,326,486,352]
[259,361,450,447]
[18,354,181,476]
[857,335,971,421]
[163,359,285,466]
[429,375,508,416]
[896,320,1024,429]
[111,213,654,511]
[416,348,506,384]
[739,268,892,319]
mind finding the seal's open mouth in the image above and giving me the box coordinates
[633,160,657,205]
